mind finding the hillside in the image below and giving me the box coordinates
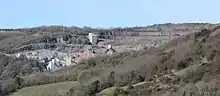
[0,23,220,96]
[63,27,220,96]
[11,81,79,96]
[0,23,216,79]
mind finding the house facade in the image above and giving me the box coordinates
[88,33,98,45]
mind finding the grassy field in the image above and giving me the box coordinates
[11,81,79,96]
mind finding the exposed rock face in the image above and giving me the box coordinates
[13,49,76,71]
[11,43,57,53]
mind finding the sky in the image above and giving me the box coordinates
[0,0,220,28]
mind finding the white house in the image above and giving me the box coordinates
[47,59,54,71]
[16,53,22,58]
[46,58,62,71]
[107,44,112,49]
[105,44,116,55]
[87,33,98,45]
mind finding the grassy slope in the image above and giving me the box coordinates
[11,81,79,96]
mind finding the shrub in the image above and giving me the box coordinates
[66,80,101,96]
[107,71,116,87]
[176,55,193,70]
[82,80,101,96]
[0,79,18,95]
[15,76,24,88]
[194,29,212,39]
[113,87,129,96]
[0,55,46,80]
[159,52,173,64]
[128,70,136,85]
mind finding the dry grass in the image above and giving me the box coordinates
[11,81,79,96]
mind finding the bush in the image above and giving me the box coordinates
[82,80,101,96]
[176,55,193,70]
[66,80,101,96]
[76,36,90,44]
[113,87,129,96]
[194,29,212,39]
[0,79,18,95]
[107,71,116,87]
[0,55,46,80]
[15,76,24,88]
